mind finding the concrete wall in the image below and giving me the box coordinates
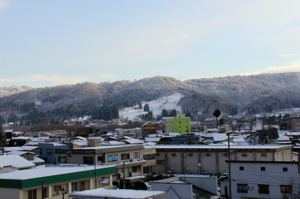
[154,148,293,175]
[151,182,193,199]
[0,188,21,199]
[176,175,218,194]
[220,162,300,199]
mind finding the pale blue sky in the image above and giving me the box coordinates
[1,0,300,86]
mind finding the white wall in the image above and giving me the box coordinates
[0,188,21,199]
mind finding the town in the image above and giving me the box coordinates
[0,106,300,199]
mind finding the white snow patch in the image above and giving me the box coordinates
[119,93,183,121]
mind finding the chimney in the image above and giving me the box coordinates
[87,137,101,147]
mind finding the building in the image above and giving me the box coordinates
[289,117,300,132]
[70,188,166,199]
[142,147,156,175]
[220,161,300,199]
[152,145,294,175]
[150,176,215,199]
[163,114,191,134]
[38,142,69,164]
[56,144,147,181]
[0,165,116,199]
[142,123,158,136]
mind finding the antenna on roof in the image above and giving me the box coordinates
[0,123,4,155]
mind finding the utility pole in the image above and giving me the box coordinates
[226,132,232,199]
[122,161,126,189]
[94,150,97,188]
[41,181,44,199]
[0,124,4,155]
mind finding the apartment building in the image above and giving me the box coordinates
[56,144,146,179]
[0,165,116,199]
[220,161,300,199]
[152,145,294,175]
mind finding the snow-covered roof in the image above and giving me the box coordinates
[0,165,114,180]
[0,155,35,169]
[80,144,143,150]
[124,138,143,144]
[31,156,45,164]
[70,188,165,199]
[152,144,292,150]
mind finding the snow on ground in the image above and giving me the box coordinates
[119,93,183,121]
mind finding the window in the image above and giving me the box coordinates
[71,182,78,192]
[239,166,244,171]
[171,153,177,157]
[188,153,193,157]
[261,152,267,157]
[134,152,140,159]
[53,185,62,196]
[206,153,211,157]
[83,156,94,164]
[258,184,269,194]
[261,167,266,171]
[280,185,292,193]
[47,150,52,155]
[132,166,141,172]
[143,154,155,160]
[283,167,288,172]
[28,189,36,199]
[121,153,130,160]
[97,155,105,163]
[107,154,118,162]
[242,153,248,157]
[58,156,66,164]
[156,153,160,157]
[237,184,248,193]
[42,187,49,198]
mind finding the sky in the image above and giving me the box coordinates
[1,0,300,87]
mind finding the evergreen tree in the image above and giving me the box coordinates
[161,109,168,117]
[169,109,177,117]
[144,104,150,112]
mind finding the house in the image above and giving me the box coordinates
[0,165,116,199]
[220,161,300,199]
[142,123,158,136]
[0,155,35,173]
[289,117,300,132]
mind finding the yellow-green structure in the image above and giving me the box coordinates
[163,114,191,133]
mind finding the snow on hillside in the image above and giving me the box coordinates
[119,93,183,121]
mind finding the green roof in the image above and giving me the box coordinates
[0,166,116,189]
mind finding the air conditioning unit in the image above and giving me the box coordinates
[248,185,254,190]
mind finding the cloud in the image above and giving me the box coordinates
[0,0,8,10]
[279,54,298,58]
[243,60,300,75]
[0,73,118,86]
[94,73,117,80]
[0,74,88,86]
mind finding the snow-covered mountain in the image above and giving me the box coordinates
[119,93,183,121]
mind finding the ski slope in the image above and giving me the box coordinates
[119,93,183,121]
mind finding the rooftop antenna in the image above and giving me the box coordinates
[0,123,4,155]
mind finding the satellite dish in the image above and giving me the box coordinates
[213,109,221,118]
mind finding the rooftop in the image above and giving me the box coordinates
[151,144,292,150]
[70,188,165,199]
[0,164,114,180]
